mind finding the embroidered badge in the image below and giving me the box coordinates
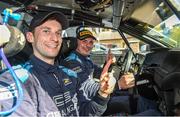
[72,66,82,73]
[63,78,72,86]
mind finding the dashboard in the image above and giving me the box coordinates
[138,47,180,115]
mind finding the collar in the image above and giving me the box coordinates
[73,51,91,60]
[30,55,59,73]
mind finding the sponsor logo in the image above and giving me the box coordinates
[53,92,71,107]
[80,31,93,37]
[46,111,61,117]
[72,66,82,73]
[0,83,17,100]
[63,78,72,86]
[52,91,78,116]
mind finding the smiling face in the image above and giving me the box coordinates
[26,19,62,64]
[76,37,95,56]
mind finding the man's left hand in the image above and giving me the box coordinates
[105,49,116,63]
[98,73,116,98]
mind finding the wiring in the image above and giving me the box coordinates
[0,8,23,116]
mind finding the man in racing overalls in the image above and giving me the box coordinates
[61,29,162,115]
[0,11,116,116]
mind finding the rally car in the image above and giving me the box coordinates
[0,0,180,115]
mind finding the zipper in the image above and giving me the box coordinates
[53,73,60,85]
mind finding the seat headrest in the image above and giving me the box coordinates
[59,37,77,55]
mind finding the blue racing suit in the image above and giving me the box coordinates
[62,51,102,98]
[0,55,109,116]
[62,51,162,116]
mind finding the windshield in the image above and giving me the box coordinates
[131,0,180,48]
[169,0,180,11]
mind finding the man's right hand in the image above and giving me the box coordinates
[118,72,135,89]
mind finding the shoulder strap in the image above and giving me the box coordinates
[65,52,82,63]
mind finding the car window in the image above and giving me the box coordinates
[130,0,180,48]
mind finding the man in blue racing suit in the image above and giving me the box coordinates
[61,28,162,115]
[0,11,116,116]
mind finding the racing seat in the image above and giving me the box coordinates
[56,37,77,63]
[7,42,32,66]
[155,51,180,115]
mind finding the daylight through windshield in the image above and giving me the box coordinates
[134,1,180,48]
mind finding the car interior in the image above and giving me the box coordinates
[0,0,180,116]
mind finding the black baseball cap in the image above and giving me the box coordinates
[77,29,96,40]
[29,11,69,31]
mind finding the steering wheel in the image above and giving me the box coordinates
[117,49,134,74]
[117,49,136,95]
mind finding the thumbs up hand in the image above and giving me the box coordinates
[98,73,116,98]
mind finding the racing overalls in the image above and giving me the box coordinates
[62,51,103,99]
[0,55,109,116]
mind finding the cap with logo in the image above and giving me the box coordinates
[29,11,69,31]
[76,29,96,40]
